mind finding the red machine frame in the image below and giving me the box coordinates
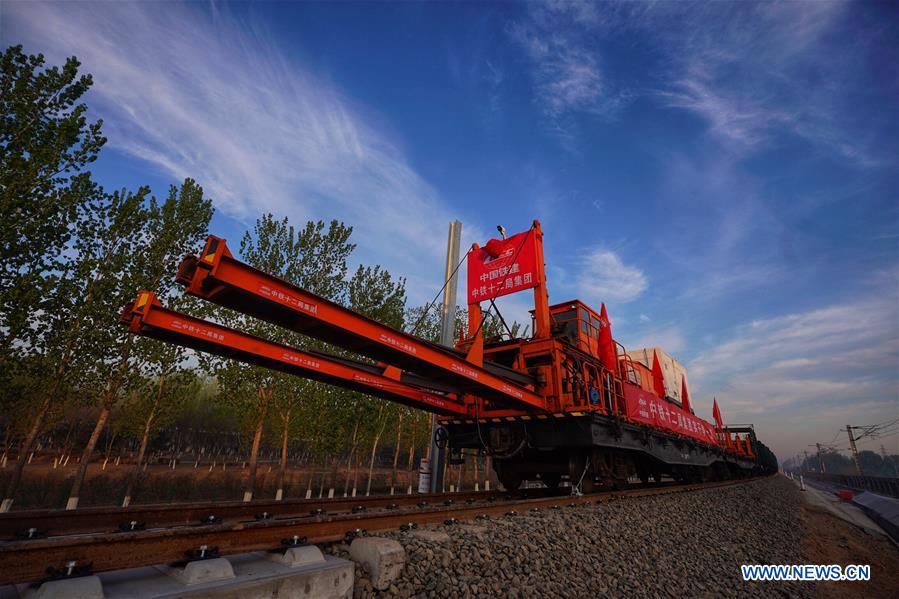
[121,220,757,480]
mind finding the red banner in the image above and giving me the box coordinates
[467,230,538,303]
[623,383,718,446]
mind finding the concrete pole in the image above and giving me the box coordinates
[816,443,826,473]
[429,220,462,494]
[847,425,863,475]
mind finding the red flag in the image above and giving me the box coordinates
[680,376,691,414]
[651,350,666,398]
[712,398,723,429]
[598,303,617,372]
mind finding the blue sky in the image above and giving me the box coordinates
[5,1,897,462]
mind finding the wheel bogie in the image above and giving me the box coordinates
[455,414,760,491]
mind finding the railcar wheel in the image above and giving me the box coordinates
[541,475,561,489]
[494,461,522,491]
[498,471,523,491]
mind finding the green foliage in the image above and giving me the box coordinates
[0,45,106,403]
[0,45,479,500]
[348,265,406,329]
[131,180,214,430]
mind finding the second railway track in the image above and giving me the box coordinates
[0,478,760,585]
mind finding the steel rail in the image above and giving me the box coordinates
[0,478,760,585]
[121,292,468,416]
[176,236,547,411]
[0,488,543,539]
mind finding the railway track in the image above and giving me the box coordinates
[0,478,757,585]
[0,488,541,539]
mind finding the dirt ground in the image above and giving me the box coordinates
[0,457,489,510]
[801,501,899,599]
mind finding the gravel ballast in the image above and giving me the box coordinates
[328,476,814,598]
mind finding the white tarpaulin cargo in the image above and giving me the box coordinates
[627,347,691,408]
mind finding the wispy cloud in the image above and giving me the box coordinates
[7,2,460,299]
[647,1,887,167]
[576,248,647,303]
[658,75,797,152]
[688,286,899,457]
[509,1,888,167]
[507,1,628,146]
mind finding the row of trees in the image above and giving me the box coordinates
[792,449,899,478]
[1,45,509,510]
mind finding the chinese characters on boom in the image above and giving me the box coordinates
[171,319,225,342]
[468,230,539,303]
[258,283,318,315]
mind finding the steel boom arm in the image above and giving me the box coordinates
[176,236,547,412]
[121,292,468,416]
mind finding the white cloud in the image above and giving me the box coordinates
[576,248,647,303]
[648,2,884,167]
[658,75,796,152]
[639,314,651,323]
[688,291,899,460]
[507,2,629,146]
[6,2,461,301]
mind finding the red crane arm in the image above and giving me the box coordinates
[120,291,469,416]
[175,236,548,412]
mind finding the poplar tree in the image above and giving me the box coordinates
[347,264,407,495]
[206,216,354,501]
[0,46,107,511]
[64,180,213,509]
[1,185,149,512]
[1,46,106,361]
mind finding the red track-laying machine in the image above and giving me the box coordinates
[122,221,766,491]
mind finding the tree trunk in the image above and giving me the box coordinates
[66,405,110,510]
[66,335,134,510]
[365,408,387,496]
[390,412,403,489]
[122,413,157,506]
[0,394,51,512]
[275,409,291,501]
[243,386,270,502]
[122,374,165,506]
[343,422,359,496]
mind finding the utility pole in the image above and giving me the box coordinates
[429,220,461,493]
[803,450,810,473]
[881,445,898,478]
[846,425,863,475]
[813,443,826,473]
